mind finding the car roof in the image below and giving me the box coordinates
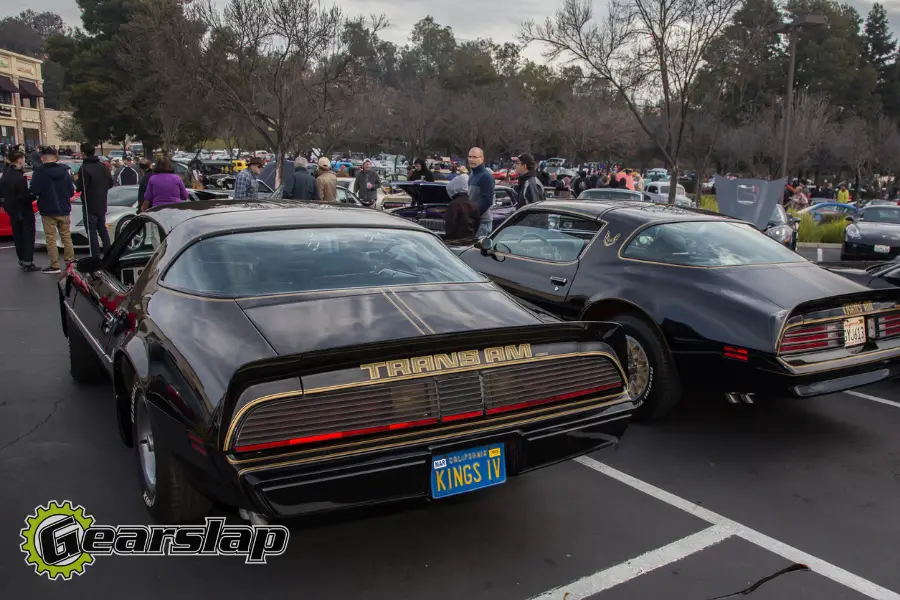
[147,199,432,247]
[533,200,732,223]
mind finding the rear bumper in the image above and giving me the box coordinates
[676,350,900,397]
[230,399,633,518]
[842,242,900,260]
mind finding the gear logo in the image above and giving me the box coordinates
[20,501,96,581]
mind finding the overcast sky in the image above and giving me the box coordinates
[1,0,899,60]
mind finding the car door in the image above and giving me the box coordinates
[461,208,602,318]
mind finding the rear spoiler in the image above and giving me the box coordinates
[788,288,900,317]
[216,321,627,444]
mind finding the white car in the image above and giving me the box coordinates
[644,182,695,207]
[36,185,230,249]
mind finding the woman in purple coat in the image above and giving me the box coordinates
[140,157,188,212]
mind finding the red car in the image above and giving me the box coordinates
[0,200,39,237]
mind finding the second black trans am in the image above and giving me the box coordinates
[58,200,633,523]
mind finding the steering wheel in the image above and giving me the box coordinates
[519,232,560,261]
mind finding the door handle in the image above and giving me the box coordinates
[550,276,568,286]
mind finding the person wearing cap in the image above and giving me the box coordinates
[117,155,140,186]
[316,156,337,202]
[444,174,479,241]
[76,143,114,258]
[354,158,380,206]
[30,146,76,274]
[408,158,434,182]
[513,153,545,208]
[233,157,264,200]
[283,156,319,201]
[467,147,495,237]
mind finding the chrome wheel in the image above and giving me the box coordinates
[626,335,650,398]
[135,392,156,494]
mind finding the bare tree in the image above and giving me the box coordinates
[521,0,740,203]
[392,80,445,160]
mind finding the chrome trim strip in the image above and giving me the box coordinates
[64,302,113,364]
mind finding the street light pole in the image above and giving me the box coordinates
[781,29,798,180]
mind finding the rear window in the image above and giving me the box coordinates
[579,189,643,201]
[621,221,807,267]
[162,228,486,297]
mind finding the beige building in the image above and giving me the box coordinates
[45,109,79,149]
[0,49,46,147]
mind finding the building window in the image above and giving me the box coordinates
[20,96,32,108]
[0,125,14,145]
[23,127,40,145]
[0,91,11,105]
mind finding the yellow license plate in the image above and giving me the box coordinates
[844,317,866,347]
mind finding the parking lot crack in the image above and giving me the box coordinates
[0,396,69,455]
[706,563,810,599]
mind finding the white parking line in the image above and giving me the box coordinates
[0,245,14,250]
[571,457,900,600]
[528,525,731,600]
[845,390,900,410]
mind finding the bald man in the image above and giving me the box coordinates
[467,147,495,237]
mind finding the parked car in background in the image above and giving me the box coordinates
[842,205,900,261]
[578,188,653,203]
[764,204,799,251]
[643,182,695,207]
[36,185,231,250]
[799,201,858,223]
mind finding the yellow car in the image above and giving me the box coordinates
[232,160,247,172]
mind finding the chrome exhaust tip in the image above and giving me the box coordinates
[725,392,741,404]
[739,393,755,404]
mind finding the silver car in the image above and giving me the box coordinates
[36,185,229,249]
[644,182,695,208]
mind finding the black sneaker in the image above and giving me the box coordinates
[18,260,25,267]
[22,263,41,272]
[41,266,61,275]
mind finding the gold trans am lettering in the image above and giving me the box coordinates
[360,344,533,380]
[843,302,874,316]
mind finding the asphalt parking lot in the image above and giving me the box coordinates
[2,243,900,600]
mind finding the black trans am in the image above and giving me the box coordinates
[842,204,900,260]
[457,201,900,419]
[58,200,633,523]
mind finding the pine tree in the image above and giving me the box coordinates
[863,3,896,73]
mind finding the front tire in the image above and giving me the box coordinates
[615,314,682,420]
[132,384,211,523]
[67,312,105,382]
[114,215,134,240]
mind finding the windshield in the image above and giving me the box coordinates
[859,207,900,223]
[659,184,686,196]
[621,221,807,267]
[163,228,486,297]
[579,189,643,201]
[769,205,788,226]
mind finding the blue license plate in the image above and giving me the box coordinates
[430,443,506,499]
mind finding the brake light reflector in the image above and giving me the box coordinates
[779,322,842,355]
[485,383,620,415]
[723,346,748,361]
[234,418,440,453]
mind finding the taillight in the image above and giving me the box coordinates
[779,322,842,355]
[876,314,900,340]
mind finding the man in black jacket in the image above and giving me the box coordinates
[31,147,75,274]
[75,143,113,258]
[0,151,39,271]
[137,158,153,210]
[117,155,139,186]
[513,153,545,208]
[283,157,319,201]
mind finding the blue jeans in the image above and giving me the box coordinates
[87,213,111,258]
[476,211,493,238]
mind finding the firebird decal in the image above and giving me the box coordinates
[603,231,621,247]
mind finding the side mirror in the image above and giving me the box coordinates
[479,237,495,256]
[790,217,801,225]
[76,256,103,274]
[846,215,854,222]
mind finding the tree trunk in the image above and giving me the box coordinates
[668,161,679,205]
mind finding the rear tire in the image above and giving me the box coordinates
[132,384,211,523]
[614,314,682,420]
[67,312,105,382]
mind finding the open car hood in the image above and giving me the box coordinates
[392,181,451,206]
[714,176,787,230]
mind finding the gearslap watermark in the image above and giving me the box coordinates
[21,501,289,580]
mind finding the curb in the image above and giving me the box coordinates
[797,243,842,249]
